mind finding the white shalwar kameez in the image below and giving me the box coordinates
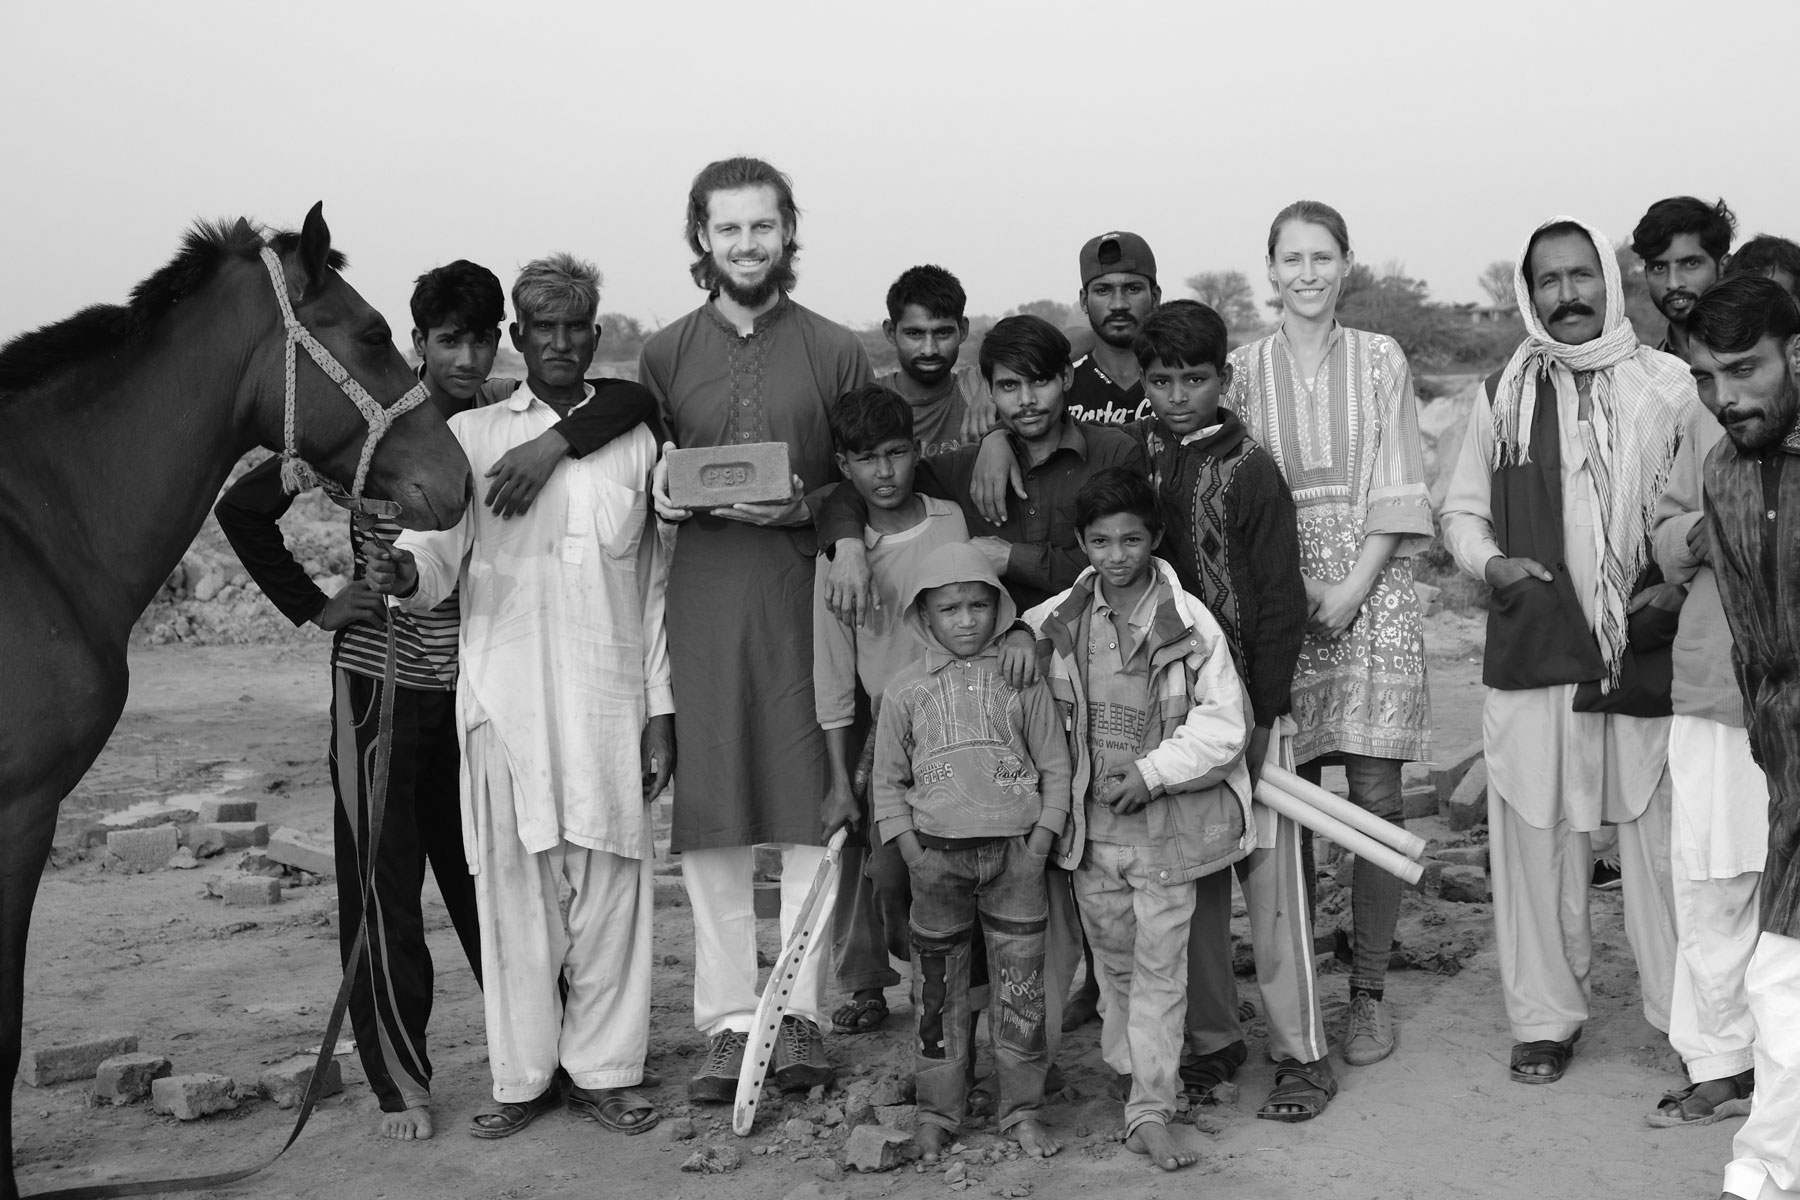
[398,385,670,1102]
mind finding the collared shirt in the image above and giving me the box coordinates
[1082,577,1166,846]
[396,382,671,862]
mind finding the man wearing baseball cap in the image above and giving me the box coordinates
[1068,232,1161,425]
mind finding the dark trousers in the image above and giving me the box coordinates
[907,836,1049,1134]
[1299,753,1403,993]
[832,836,909,991]
[329,668,483,1113]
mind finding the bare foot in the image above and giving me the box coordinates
[1125,1122,1197,1171]
[916,1122,950,1163]
[1010,1117,1060,1159]
[379,1105,434,1140]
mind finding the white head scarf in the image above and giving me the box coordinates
[1490,215,1693,687]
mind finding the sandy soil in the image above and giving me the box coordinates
[14,625,1737,1200]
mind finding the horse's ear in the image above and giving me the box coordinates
[296,202,331,298]
[231,217,255,242]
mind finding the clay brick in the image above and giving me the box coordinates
[1405,858,1446,895]
[85,802,200,848]
[844,1124,914,1173]
[1434,845,1489,868]
[198,798,258,824]
[94,1053,172,1104]
[666,443,792,510]
[1440,864,1492,903]
[222,877,282,907]
[1446,760,1488,832]
[258,1055,343,1109]
[265,827,334,876]
[1401,784,1439,821]
[753,881,781,919]
[21,1033,139,1087]
[150,1073,238,1120]
[193,822,269,853]
[105,825,181,873]
[1430,743,1485,806]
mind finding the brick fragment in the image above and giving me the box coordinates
[844,1124,914,1173]
[193,822,270,854]
[258,1055,343,1109]
[94,1053,172,1104]
[21,1034,139,1087]
[753,881,781,919]
[265,827,334,876]
[105,825,180,873]
[150,1073,238,1120]
[666,443,793,509]
[198,798,258,824]
[1440,864,1492,903]
[1446,760,1488,832]
[222,877,283,906]
[1431,743,1485,806]
[873,1103,917,1130]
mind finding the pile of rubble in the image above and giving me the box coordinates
[77,796,334,907]
[21,1031,342,1120]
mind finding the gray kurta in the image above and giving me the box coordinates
[639,296,871,851]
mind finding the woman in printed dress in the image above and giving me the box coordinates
[1227,200,1434,1071]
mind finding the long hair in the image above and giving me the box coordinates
[684,156,801,293]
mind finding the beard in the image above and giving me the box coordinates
[1656,289,1699,322]
[1725,373,1800,453]
[713,244,797,309]
[1094,314,1141,349]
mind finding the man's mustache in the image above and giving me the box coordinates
[1662,289,1699,308]
[1549,300,1596,323]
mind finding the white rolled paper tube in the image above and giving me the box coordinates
[1254,779,1424,885]
[1261,764,1428,861]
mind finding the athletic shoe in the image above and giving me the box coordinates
[1342,993,1395,1065]
[688,1030,748,1103]
[772,1016,834,1091]
[1591,853,1623,891]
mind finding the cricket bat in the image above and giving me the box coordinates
[732,827,849,1136]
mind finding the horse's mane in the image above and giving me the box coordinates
[0,220,347,398]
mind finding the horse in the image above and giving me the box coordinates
[0,202,471,1199]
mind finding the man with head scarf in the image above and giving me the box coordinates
[1440,217,1691,1086]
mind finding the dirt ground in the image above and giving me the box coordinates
[14,620,1737,1200]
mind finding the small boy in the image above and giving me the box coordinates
[1022,467,1255,1171]
[871,542,1071,1161]
[815,384,970,1032]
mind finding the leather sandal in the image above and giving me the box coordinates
[1646,1068,1754,1128]
[1256,1056,1338,1122]
[1180,1038,1248,1104]
[567,1086,660,1135]
[468,1085,561,1139]
[1509,1030,1580,1085]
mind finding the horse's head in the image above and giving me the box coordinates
[252,203,471,530]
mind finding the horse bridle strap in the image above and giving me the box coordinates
[258,246,428,506]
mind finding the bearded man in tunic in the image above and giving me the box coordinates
[642,157,873,1100]
[1685,275,1800,1200]
[1440,216,1688,1086]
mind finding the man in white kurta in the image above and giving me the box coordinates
[1440,217,1685,1078]
[382,266,670,1136]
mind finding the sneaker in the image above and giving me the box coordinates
[1342,993,1395,1066]
[688,1030,748,1103]
[772,1016,835,1091]
[1591,853,1623,891]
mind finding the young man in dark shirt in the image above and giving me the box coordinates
[1066,232,1160,425]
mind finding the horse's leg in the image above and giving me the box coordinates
[0,786,60,1200]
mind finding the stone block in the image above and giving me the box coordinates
[94,1053,172,1104]
[105,825,181,873]
[1430,743,1485,806]
[193,822,270,854]
[1440,864,1491,903]
[753,881,781,919]
[150,1073,238,1120]
[222,877,283,906]
[21,1033,139,1087]
[873,1103,917,1130]
[666,443,793,510]
[198,798,259,824]
[265,827,334,877]
[844,1124,914,1172]
[1446,760,1488,832]
[258,1055,343,1109]
[1401,784,1439,821]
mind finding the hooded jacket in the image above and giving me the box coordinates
[1023,557,1254,881]
[871,542,1074,847]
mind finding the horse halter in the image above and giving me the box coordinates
[259,245,429,517]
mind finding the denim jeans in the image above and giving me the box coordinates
[906,835,1050,1133]
[831,839,908,992]
[1299,753,1403,994]
[1075,840,1198,1134]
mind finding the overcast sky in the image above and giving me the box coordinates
[4,0,1795,346]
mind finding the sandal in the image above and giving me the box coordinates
[468,1085,561,1139]
[567,1086,660,1135]
[831,996,889,1034]
[1646,1068,1754,1128]
[1256,1057,1338,1123]
[1509,1031,1580,1085]
[1180,1039,1248,1104]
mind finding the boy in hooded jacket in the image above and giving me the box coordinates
[1021,467,1254,1171]
[871,541,1071,1161]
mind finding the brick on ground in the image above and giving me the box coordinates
[151,1073,237,1120]
[753,881,781,919]
[1431,743,1485,806]
[94,1053,172,1104]
[21,1033,139,1087]
[844,1124,914,1172]
[259,1055,343,1109]
[79,802,200,848]
[1440,864,1492,902]
[1401,784,1439,821]
[198,798,258,824]
[265,827,334,876]
[104,825,181,872]
[1446,760,1488,832]
[222,877,282,906]
[193,822,270,854]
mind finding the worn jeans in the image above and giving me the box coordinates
[832,838,908,992]
[1075,840,1198,1134]
[1299,753,1403,994]
[907,836,1050,1134]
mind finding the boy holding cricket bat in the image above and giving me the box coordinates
[1021,467,1254,1171]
